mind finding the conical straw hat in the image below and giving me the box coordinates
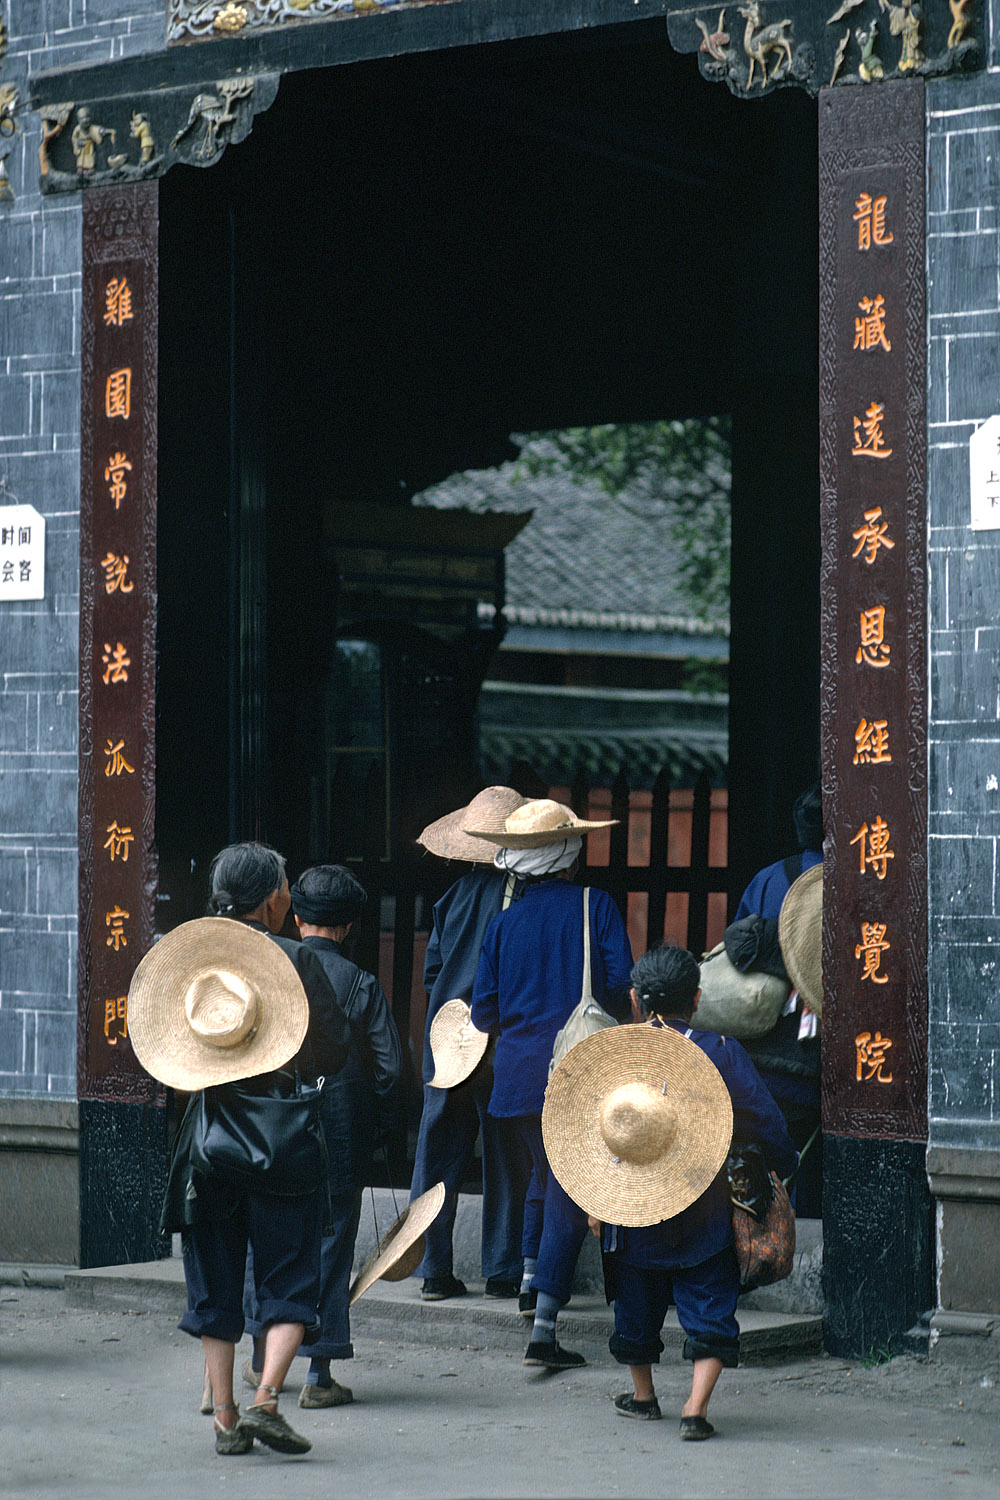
[417,787,528,864]
[778,862,823,1016]
[128,918,308,1091]
[541,1024,732,1228]
[428,999,490,1089]
[464,798,617,849]
[349,1182,447,1305]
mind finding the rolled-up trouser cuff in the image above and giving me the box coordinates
[298,1338,354,1360]
[683,1334,739,1367]
[179,1307,244,1343]
[256,1296,320,1342]
[609,1329,664,1366]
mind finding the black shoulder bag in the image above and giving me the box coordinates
[190,1068,327,1197]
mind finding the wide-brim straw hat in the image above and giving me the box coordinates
[541,1024,733,1228]
[779,862,823,1016]
[428,999,489,1088]
[349,1182,447,1305]
[417,786,528,864]
[128,918,308,1091]
[464,797,617,850]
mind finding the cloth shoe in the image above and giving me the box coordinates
[679,1415,716,1441]
[420,1273,467,1301]
[240,1399,312,1455]
[214,1405,253,1456]
[518,1288,538,1318]
[298,1378,353,1408]
[614,1392,662,1420]
[484,1277,520,1298]
[522,1340,586,1370]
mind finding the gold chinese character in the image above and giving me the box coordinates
[853,193,894,251]
[852,402,893,459]
[854,717,892,765]
[105,905,130,951]
[854,295,892,353]
[103,821,134,862]
[101,552,134,595]
[852,507,896,565]
[855,922,891,983]
[849,816,895,880]
[855,1030,893,1082]
[103,277,134,328]
[101,641,131,685]
[103,995,128,1044]
[105,368,132,420]
[856,606,891,668]
[104,738,134,777]
[104,451,132,510]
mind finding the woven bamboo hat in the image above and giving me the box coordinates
[349,1182,447,1304]
[428,999,490,1089]
[778,862,823,1016]
[417,787,528,865]
[464,798,617,850]
[127,917,308,1091]
[541,1024,733,1228]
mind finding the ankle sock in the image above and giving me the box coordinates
[530,1290,561,1345]
[520,1258,537,1295]
[306,1358,332,1388]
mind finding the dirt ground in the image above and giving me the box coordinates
[1,1286,998,1500]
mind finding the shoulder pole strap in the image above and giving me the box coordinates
[581,886,595,1003]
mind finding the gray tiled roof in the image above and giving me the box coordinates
[413,439,729,636]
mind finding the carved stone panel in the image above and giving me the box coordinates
[79,182,160,1104]
[818,81,927,1142]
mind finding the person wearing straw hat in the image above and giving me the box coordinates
[409,786,534,1301]
[467,798,634,1369]
[136,842,351,1458]
[564,944,796,1438]
[242,863,403,1407]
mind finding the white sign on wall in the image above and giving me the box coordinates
[0,504,46,600]
[970,416,1000,531]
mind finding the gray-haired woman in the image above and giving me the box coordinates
[161,841,350,1457]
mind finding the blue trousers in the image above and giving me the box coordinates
[181,1188,324,1345]
[608,1249,741,1368]
[410,1070,529,1282]
[501,1113,589,1306]
[246,1189,361,1361]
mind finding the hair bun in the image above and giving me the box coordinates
[209,890,237,916]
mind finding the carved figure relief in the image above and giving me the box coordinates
[170,79,254,163]
[695,8,731,61]
[948,0,972,47]
[857,20,885,78]
[739,1,794,87]
[129,113,155,164]
[71,107,116,174]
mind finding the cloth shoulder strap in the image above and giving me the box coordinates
[581,886,594,1003]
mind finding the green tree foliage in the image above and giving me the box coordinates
[516,417,731,624]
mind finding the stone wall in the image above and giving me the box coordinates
[926,33,1000,1318]
[0,0,165,1102]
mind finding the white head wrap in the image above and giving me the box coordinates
[493,836,582,878]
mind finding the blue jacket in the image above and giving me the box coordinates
[734,849,822,922]
[603,1018,797,1270]
[471,879,633,1117]
[421,867,513,1085]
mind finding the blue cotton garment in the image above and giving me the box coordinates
[734,848,822,922]
[470,879,634,1118]
[420,866,512,1084]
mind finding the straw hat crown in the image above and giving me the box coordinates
[464,797,617,849]
[128,918,309,1091]
[417,786,528,865]
[542,1024,733,1228]
[428,999,490,1089]
[349,1182,447,1305]
[778,862,823,1016]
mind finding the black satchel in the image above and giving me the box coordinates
[191,1069,326,1197]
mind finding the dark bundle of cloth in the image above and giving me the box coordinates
[726,1143,775,1222]
[723,915,790,982]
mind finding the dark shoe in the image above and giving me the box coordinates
[518,1288,538,1318]
[421,1274,467,1301]
[214,1405,253,1456]
[679,1415,716,1441]
[484,1277,520,1298]
[614,1392,662,1420]
[240,1401,312,1455]
[298,1378,353,1408]
[523,1340,586,1370]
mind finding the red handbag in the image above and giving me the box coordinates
[729,1166,796,1293]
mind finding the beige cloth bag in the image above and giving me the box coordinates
[548,887,618,1078]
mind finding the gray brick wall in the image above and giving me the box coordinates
[927,46,1000,1151]
[0,0,164,1097]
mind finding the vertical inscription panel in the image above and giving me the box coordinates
[79,182,159,1102]
[819,83,927,1142]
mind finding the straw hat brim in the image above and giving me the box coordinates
[428,999,490,1089]
[778,863,823,1016]
[541,1025,733,1228]
[417,788,528,864]
[349,1182,447,1305]
[463,818,617,849]
[128,918,309,1092]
